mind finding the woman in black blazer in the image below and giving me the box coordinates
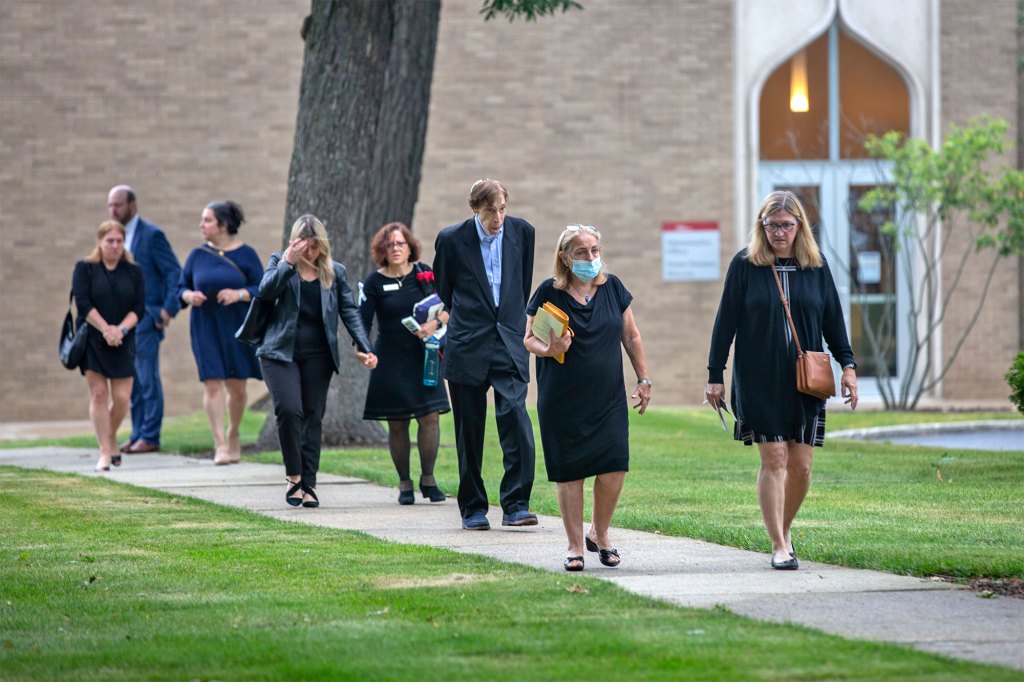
[256,215,377,508]
[72,220,146,472]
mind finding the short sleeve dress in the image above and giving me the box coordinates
[72,259,146,378]
[360,264,450,420]
[527,274,633,482]
[178,244,263,381]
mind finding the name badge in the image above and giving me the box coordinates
[382,283,401,292]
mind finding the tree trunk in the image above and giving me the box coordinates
[258,0,440,449]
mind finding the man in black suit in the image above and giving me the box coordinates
[433,179,538,530]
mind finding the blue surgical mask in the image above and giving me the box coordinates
[571,258,602,282]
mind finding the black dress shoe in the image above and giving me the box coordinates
[771,555,799,570]
[398,489,415,505]
[419,483,445,502]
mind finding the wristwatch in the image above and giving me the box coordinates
[119,325,129,336]
[637,379,653,386]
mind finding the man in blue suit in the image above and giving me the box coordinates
[433,179,538,530]
[107,185,182,454]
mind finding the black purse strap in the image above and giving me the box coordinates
[201,243,245,277]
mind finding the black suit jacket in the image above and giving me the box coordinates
[433,216,535,385]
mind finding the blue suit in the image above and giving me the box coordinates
[128,217,182,446]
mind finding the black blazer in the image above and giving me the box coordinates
[433,215,535,384]
[255,252,372,373]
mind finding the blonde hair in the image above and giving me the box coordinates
[85,220,134,264]
[289,214,335,288]
[552,224,607,290]
[747,190,822,269]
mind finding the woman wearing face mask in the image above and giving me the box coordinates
[524,224,651,572]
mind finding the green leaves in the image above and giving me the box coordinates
[480,0,584,22]
[860,115,1024,256]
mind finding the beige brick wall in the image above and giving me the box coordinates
[0,0,308,421]
[414,0,735,406]
[1,0,1018,422]
[939,0,1020,400]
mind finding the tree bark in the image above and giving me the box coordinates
[259,0,440,449]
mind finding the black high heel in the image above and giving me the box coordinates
[419,481,446,502]
[285,479,303,507]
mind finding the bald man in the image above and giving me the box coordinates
[107,185,182,453]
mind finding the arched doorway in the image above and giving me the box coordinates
[757,21,911,397]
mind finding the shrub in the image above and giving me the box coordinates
[1006,351,1024,414]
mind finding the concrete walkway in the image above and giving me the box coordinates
[2,446,1022,672]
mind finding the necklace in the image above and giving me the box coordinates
[383,266,411,288]
[571,282,595,303]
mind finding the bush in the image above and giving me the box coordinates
[1006,351,1024,414]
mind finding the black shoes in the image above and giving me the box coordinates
[564,556,584,572]
[462,512,490,530]
[285,479,304,507]
[585,536,621,567]
[419,482,446,502]
[301,487,319,508]
[771,554,799,570]
[398,489,415,505]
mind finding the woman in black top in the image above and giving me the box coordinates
[706,190,858,570]
[525,224,651,572]
[256,215,377,508]
[72,220,146,472]
[360,222,450,505]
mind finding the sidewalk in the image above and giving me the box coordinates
[2,446,1021,672]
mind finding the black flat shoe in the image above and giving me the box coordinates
[285,479,303,507]
[419,483,445,502]
[111,454,122,467]
[564,556,584,572]
[771,555,799,570]
[398,489,415,505]
[302,486,319,508]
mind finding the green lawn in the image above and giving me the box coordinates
[260,407,1024,580]
[1,467,1018,681]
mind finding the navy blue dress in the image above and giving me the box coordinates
[359,265,450,420]
[178,244,263,381]
[527,275,633,482]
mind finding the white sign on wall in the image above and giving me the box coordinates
[662,221,720,282]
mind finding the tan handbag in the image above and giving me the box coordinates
[770,265,836,400]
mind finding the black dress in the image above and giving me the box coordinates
[527,275,632,482]
[707,250,856,443]
[72,259,146,378]
[359,265,450,420]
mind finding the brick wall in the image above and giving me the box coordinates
[0,0,308,421]
[939,0,1020,400]
[1,0,1017,422]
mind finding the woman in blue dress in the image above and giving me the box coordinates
[178,200,263,465]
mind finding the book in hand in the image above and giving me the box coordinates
[402,293,444,335]
[531,301,572,364]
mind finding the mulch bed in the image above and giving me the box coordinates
[937,576,1024,600]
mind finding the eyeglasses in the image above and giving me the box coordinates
[386,240,408,250]
[762,220,798,234]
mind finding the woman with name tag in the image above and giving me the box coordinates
[360,222,451,505]
[705,190,858,570]
[178,200,263,465]
[525,224,651,572]
[257,215,377,508]
[72,220,146,472]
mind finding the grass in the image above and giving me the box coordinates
[1,467,1018,681]
[247,407,1024,580]
[9,405,1023,580]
